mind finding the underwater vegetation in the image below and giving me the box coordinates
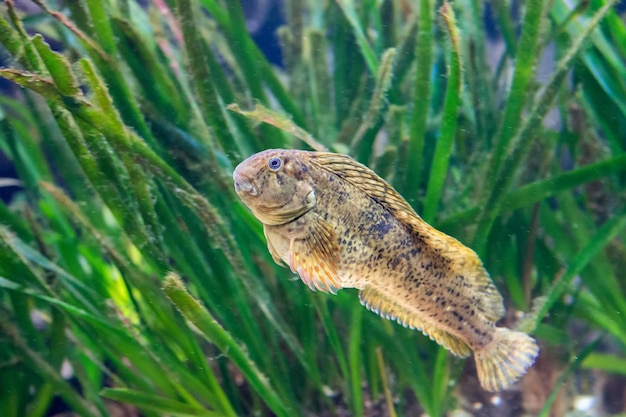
[0,0,625,416]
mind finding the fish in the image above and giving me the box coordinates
[233,149,539,391]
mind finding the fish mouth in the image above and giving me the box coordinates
[233,172,257,197]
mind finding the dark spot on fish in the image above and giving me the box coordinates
[370,219,392,239]
[336,190,349,204]
[388,257,401,271]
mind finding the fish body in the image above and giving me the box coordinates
[233,149,538,391]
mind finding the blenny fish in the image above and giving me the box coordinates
[233,149,538,391]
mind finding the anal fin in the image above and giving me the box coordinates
[359,286,471,357]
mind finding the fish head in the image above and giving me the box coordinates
[233,149,316,225]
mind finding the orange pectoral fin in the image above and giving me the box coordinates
[288,218,342,294]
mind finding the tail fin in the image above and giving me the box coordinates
[474,328,539,391]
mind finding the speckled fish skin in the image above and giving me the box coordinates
[233,149,539,392]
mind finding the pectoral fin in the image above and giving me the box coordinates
[289,216,342,294]
[359,287,471,357]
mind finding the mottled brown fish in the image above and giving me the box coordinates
[233,149,538,391]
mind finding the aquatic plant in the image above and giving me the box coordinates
[0,0,625,416]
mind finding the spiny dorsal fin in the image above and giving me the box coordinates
[359,287,471,357]
[310,152,504,321]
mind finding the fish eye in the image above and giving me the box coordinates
[268,157,282,171]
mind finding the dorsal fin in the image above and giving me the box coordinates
[309,152,504,321]
[309,152,420,225]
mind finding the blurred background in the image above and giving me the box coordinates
[1,1,626,416]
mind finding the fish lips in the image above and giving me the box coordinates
[234,176,257,196]
[233,169,258,197]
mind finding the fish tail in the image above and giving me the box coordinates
[474,328,539,391]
